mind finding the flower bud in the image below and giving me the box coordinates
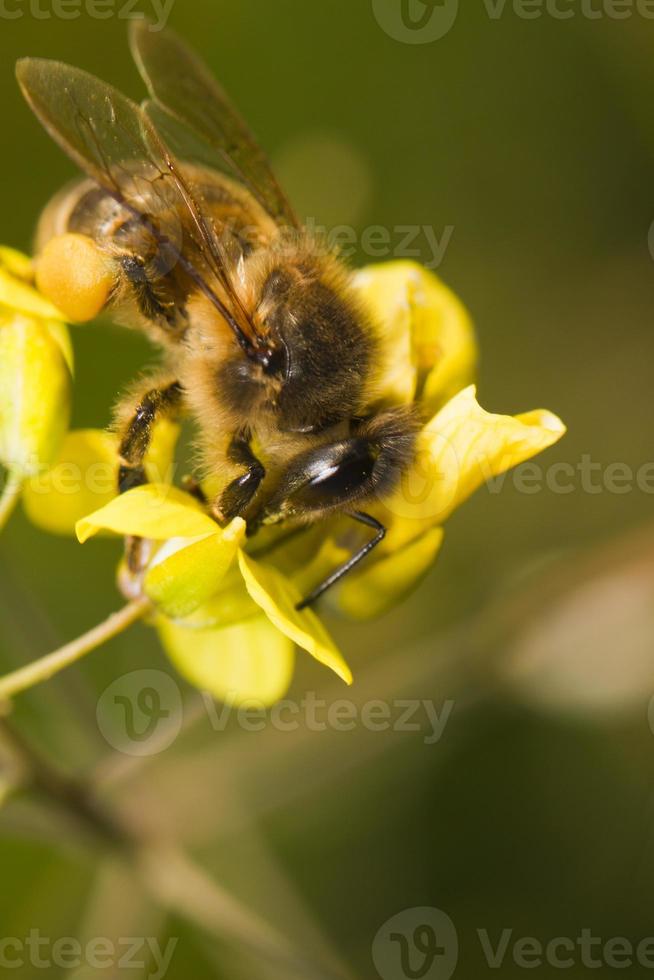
[0,311,72,477]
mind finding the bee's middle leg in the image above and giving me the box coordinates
[215,435,265,523]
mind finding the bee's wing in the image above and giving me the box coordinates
[129,20,299,230]
[16,57,261,354]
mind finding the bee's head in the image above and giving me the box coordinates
[243,245,376,434]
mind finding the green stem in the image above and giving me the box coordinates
[0,471,22,533]
[0,597,151,702]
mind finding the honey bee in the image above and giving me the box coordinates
[16,23,419,608]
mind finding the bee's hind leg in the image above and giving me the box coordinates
[114,376,184,573]
[116,378,183,493]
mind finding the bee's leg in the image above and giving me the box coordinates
[257,407,420,609]
[120,254,180,330]
[215,435,266,523]
[181,474,208,504]
[296,512,386,610]
[115,378,183,574]
[117,380,183,494]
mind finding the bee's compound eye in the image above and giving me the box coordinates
[35,233,113,322]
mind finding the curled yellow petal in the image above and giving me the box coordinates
[412,269,477,411]
[0,267,64,322]
[352,263,417,406]
[0,246,34,281]
[0,312,72,477]
[329,526,445,620]
[352,261,477,411]
[158,613,295,706]
[238,551,352,685]
[144,518,246,618]
[379,385,566,542]
[76,483,216,543]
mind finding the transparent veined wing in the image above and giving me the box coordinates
[129,20,299,230]
[16,56,262,355]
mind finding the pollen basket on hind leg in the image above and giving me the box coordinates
[35,233,114,322]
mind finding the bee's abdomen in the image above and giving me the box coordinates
[35,177,129,251]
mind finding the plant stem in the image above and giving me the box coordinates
[0,719,341,977]
[0,597,151,702]
[0,718,128,846]
[0,471,22,533]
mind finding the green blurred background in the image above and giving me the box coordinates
[2,1,654,977]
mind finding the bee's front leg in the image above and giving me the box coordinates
[214,434,266,524]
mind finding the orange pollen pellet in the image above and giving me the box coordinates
[35,233,113,323]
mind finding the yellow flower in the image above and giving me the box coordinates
[0,248,72,482]
[75,484,352,703]
[21,260,566,703]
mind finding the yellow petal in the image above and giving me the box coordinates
[44,319,74,375]
[413,271,477,412]
[158,613,295,706]
[352,263,417,406]
[328,526,444,620]
[290,534,351,598]
[144,418,180,485]
[0,312,72,477]
[352,261,477,411]
[170,573,260,629]
[378,385,566,546]
[0,246,34,282]
[0,267,65,322]
[144,518,246,618]
[238,551,352,685]
[23,422,181,536]
[76,483,216,543]
[249,522,336,582]
[23,429,116,534]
